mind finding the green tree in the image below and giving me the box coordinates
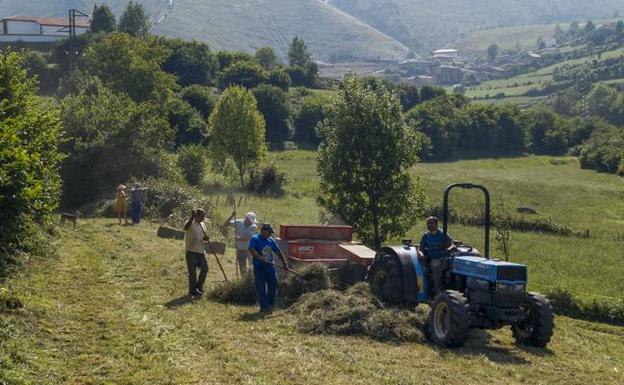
[180,84,217,119]
[0,52,64,248]
[616,21,624,37]
[61,78,172,206]
[118,1,151,37]
[161,38,218,86]
[288,36,312,67]
[317,75,425,248]
[268,68,291,91]
[394,82,420,111]
[209,86,266,186]
[252,84,291,143]
[218,60,266,89]
[255,46,279,70]
[554,24,565,43]
[177,144,206,185]
[216,50,255,71]
[294,93,331,145]
[487,43,499,61]
[522,107,569,155]
[584,20,596,34]
[90,4,116,33]
[166,96,208,146]
[85,33,176,102]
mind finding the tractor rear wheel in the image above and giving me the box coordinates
[368,252,403,304]
[512,292,554,347]
[428,290,470,348]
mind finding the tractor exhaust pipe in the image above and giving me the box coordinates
[442,183,491,259]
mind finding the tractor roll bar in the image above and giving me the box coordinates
[442,183,491,259]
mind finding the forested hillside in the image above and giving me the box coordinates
[329,0,624,52]
[0,0,409,62]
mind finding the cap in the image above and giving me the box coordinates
[261,223,275,234]
[246,212,257,223]
[426,216,439,223]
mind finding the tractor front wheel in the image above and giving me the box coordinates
[512,292,554,348]
[428,290,470,348]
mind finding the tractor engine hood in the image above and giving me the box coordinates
[452,256,527,284]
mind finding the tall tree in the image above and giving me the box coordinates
[161,39,218,86]
[487,43,499,61]
[252,84,291,143]
[288,36,312,67]
[317,75,425,248]
[584,20,596,34]
[90,4,116,33]
[255,46,279,70]
[0,52,63,247]
[85,33,176,102]
[118,1,151,37]
[60,77,172,206]
[209,86,266,186]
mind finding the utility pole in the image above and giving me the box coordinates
[66,9,89,71]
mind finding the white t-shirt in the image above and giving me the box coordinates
[185,221,207,254]
[230,219,258,250]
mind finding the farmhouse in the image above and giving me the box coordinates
[0,15,89,43]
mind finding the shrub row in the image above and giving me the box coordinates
[546,287,624,326]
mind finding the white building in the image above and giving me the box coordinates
[433,48,460,60]
[0,15,89,43]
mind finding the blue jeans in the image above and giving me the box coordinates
[254,264,278,311]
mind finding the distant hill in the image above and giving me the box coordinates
[0,0,410,62]
[329,0,624,53]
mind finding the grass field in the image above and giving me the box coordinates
[2,152,624,384]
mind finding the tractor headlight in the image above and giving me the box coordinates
[496,283,525,292]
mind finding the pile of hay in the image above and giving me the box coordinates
[292,283,428,342]
[209,272,257,305]
[279,263,332,301]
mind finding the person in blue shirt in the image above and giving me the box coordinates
[418,216,453,294]
[248,223,289,312]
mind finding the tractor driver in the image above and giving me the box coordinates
[418,216,454,294]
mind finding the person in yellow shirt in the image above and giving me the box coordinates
[115,185,128,225]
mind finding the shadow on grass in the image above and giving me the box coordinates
[438,329,551,365]
[238,311,271,322]
[164,295,196,309]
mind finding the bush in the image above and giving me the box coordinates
[252,84,292,143]
[218,61,267,89]
[293,94,331,145]
[166,97,209,146]
[546,287,624,326]
[60,79,173,207]
[135,177,219,236]
[180,84,217,119]
[268,68,291,91]
[1,51,63,250]
[177,144,206,185]
[247,163,287,196]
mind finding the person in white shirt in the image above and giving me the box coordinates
[183,208,209,298]
[224,211,258,274]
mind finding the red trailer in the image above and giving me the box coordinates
[277,224,375,282]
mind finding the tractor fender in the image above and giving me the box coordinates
[379,246,428,304]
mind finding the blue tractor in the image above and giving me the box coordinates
[368,183,554,348]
